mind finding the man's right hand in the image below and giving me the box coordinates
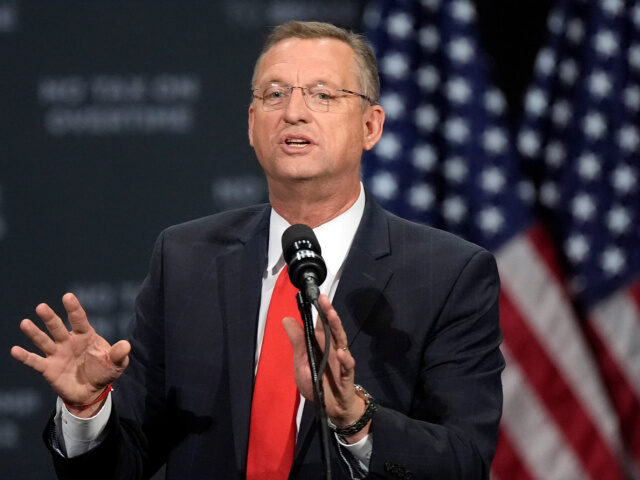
[11,292,131,418]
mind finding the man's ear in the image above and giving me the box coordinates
[362,104,385,151]
[248,103,255,147]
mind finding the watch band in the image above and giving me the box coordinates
[328,384,378,437]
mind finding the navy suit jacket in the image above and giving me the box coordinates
[47,195,504,479]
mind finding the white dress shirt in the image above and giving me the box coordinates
[56,183,372,471]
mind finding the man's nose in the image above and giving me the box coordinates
[283,87,310,122]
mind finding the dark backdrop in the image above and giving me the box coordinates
[0,1,549,478]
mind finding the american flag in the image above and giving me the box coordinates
[362,0,639,478]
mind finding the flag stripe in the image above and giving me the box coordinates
[591,290,640,399]
[500,289,624,479]
[526,223,564,283]
[629,280,640,311]
[491,426,536,480]
[500,346,587,480]
[498,227,623,452]
[584,318,640,472]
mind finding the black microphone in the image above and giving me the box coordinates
[281,224,327,301]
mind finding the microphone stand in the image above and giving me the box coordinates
[296,292,332,480]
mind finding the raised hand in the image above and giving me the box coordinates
[282,293,369,443]
[11,292,130,417]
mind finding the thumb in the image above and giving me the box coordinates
[109,340,131,369]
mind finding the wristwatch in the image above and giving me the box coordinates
[327,384,378,437]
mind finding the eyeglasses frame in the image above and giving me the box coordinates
[251,83,376,111]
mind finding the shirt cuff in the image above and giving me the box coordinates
[56,392,113,458]
[335,432,372,472]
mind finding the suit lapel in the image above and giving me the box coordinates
[216,206,270,473]
[295,195,394,458]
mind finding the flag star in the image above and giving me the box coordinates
[577,152,601,180]
[421,0,441,10]
[415,104,439,133]
[380,93,406,120]
[444,117,470,143]
[370,171,398,200]
[602,0,624,16]
[484,89,506,115]
[565,234,590,263]
[375,132,402,160]
[559,59,579,85]
[540,181,560,207]
[446,77,472,103]
[547,11,565,35]
[450,0,476,23]
[407,183,435,211]
[572,192,597,221]
[480,167,506,194]
[594,30,619,57]
[363,5,381,29]
[482,127,508,154]
[601,247,626,276]
[583,112,607,139]
[629,44,640,71]
[525,88,548,116]
[535,48,556,76]
[552,100,572,127]
[412,143,437,171]
[518,129,542,157]
[418,26,440,51]
[448,37,474,64]
[517,180,536,205]
[618,125,640,152]
[416,65,440,92]
[477,207,505,234]
[442,196,467,223]
[545,141,566,168]
[387,11,413,39]
[381,52,410,80]
[606,206,631,234]
[611,164,637,194]
[567,18,585,44]
[588,71,612,98]
[624,85,640,111]
[444,157,469,183]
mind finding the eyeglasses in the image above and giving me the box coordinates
[252,82,375,112]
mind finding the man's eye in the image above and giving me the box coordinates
[314,91,335,101]
[266,90,286,99]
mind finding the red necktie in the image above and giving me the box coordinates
[246,267,301,480]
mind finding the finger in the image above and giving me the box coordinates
[35,303,69,343]
[62,293,91,334]
[282,316,307,357]
[313,307,328,349]
[336,346,356,377]
[109,340,131,369]
[10,345,48,373]
[18,318,57,356]
[317,294,349,350]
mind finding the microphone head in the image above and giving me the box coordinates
[281,224,327,290]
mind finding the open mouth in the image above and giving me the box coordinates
[285,138,311,148]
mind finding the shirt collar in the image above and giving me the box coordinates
[267,183,366,276]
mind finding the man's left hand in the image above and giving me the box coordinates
[282,294,371,443]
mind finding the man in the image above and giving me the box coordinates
[11,21,504,479]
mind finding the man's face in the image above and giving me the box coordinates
[249,37,383,190]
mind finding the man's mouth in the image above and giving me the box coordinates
[285,138,311,148]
